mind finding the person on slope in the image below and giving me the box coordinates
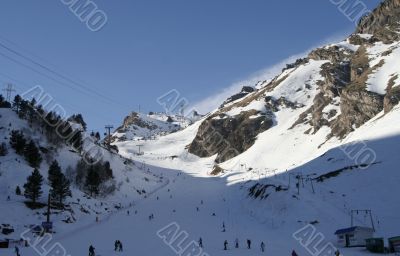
[224,240,228,250]
[15,246,20,256]
[198,238,203,248]
[261,241,265,252]
[118,241,123,252]
[114,240,119,251]
[247,239,251,249]
[235,238,239,248]
[292,250,298,256]
[89,245,95,256]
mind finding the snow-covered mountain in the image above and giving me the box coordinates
[0,107,163,240]
[2,1,400,256]
[112,0,400,252]
[111,112,201,143]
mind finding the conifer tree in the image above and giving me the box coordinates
[23,168,43,203]
[10,130,26,155]
[49,166,71,205]
[85,166,100,196]
[15,186,21,195]
[0,142,8,156]
[24,140,42,168]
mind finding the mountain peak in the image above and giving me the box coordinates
[356,0,400,43]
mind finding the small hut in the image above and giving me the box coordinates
[335,226,374,247]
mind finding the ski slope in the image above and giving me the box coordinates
[7,151,396,256]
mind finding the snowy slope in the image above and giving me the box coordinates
[110,3,400,254]
[112,112,197,142]
[0,108,163,241]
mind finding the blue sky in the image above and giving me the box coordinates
[0,0,381,131]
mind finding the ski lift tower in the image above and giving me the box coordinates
[137,145,144,155]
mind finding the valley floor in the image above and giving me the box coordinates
[6,162,385,256]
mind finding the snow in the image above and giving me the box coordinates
[225,100,266,116]
[330,39,360,52]
[266,60,328,105]
[367,42,400,94]
[0,108,162,245]
[112,112,194,141]
[102,48,400,256]
[2,27,400,256]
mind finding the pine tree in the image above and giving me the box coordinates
[10,130,26,155]
[70,131,83,151]
[103,161,113,180]
[0,142,8,156]
[15,186,21,195]
[23,168,43,203]
[85,166,100,196]
[69,114,87,131]
[12,95,22,113]
[95,132,101,141]
[48,160,61,185]
[0,94,11,108]
[24,140,42,168]
[49,168,71,205]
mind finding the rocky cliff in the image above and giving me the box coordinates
[188,0,400,162]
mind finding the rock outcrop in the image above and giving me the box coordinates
[186,0,400,163]
[356,0,400,43]
[188,110,273,163]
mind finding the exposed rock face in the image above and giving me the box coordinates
[309,46,353,63]
[331,90,384,138]
[384,75,400,113]
[221,86,255,107]
[116,112,157,133]
[188,110,273,163]
[291,51,352,133]
[187,0,400,163]
[282,58,309,72]
[293,42,387,138]
[356,0,400,43]
[265,96,303,112]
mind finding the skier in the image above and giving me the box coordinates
[247,239,251,249]
[114,240,119,251]
[119,241,123,252]
[222,222,226,232]
[261,241,265,252]
[292,250,298,256]
[335,250,340,256]
[198,238,203,248]
[196,207,199,212]
[224,240,228,250]
[89,245,95,256]
[127,210,130,215]
[235,238,239,248]
[15,246,20,256]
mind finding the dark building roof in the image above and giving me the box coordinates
[335,226,374,235]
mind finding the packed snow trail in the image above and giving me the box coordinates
[55,170,170,242]
[13,163,379,256]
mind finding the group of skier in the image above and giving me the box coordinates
[87,241,124,256]
[199,237,266,252]
[223,239,259,251]
[114,240,123,251]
